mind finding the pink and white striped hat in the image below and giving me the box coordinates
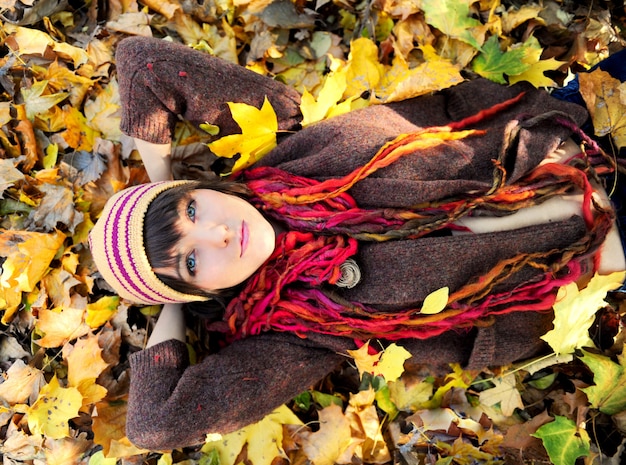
[89,181,208,305]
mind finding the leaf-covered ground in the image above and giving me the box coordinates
[1,0,626,464]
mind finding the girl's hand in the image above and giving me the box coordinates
[134,138,173,182]
[147,303,185,347]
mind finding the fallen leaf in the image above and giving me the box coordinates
[533,415,590,465]
[36,306,91,348]
[421,0,483,49]
[27,375,83,439]
[92,397,148,458]
[478,373,524,416]
[301,404,356,465]
[579,349,626,415]
[420,286,449,315]
[473,35,529,84]
[541,271,626,356]
[0,359,45,404]
[579,68,626,151]
[208,97,278,173]
[201,405,303,465]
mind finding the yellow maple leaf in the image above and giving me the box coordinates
[0,360,46,405]
[379,46,463,102]
[347,342,411,382]
[300,63,348,126]
[27,375,83,439]
[0,230,66,323]
[4,24,89,67]
[300,404,356,465]
[61,105,98,151]
[208,97,278,173]
[201,405,303,465]
[345,389,391,462]
[478,373,524,416]
[92,397,149,458]
[83,78,122,141]
[21,80,69,121]
[344,38,385,98]
[86,295,120,329]
[376,343,412,382]
[508,37,564,87]
[579,69,626,150]
[63,335,109,407]
[36,307,91,348]
[541,271,626,356]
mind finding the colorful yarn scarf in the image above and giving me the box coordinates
[214,93,616,341]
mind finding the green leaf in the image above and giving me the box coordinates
[311,390,343,408]
[533,415,590,465]
[579,349,626,415]
[421,0,483,49]
[472,36,530,84]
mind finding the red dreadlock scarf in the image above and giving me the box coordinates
[213,93,615,341]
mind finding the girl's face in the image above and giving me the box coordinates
[155,189,276,291]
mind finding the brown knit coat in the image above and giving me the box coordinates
[116,37,591,450]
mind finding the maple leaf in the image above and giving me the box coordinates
[92,397,149,458]
[501,4,545,33]
[344,38,385,98]
[421,0,484,49]
[83,78,122,141]
[508,37,564,87]
[63,334,110,407]
[380,47,463,102]
[472,35,530,84]
[300,404,356,465]
[347,341,411,382]
[0,359,45,404]
[201,405,303,465]
[478,373,524,416]
[0,230,66,323]
[208,97,278,173]
[408,407,483,435]
[27,375,83,439]
[541,271,626,356]
[533,415,590,465]
[579,69,626,151]
[344,388,391,463]
[0,158,25,197]
[21,80,69,121]
[43,435,92,465]
[105,12,153,37]
[61,105,98,151]
[4,24,89,67]
[300,59,348,126]
[385,377,434,412]
[36,307,91,348]
[579,349,626,415]
[86,295,120,329]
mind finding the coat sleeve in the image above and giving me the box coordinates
[126,332,344,450]
[115,36,302,145]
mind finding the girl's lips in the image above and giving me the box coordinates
[240,220,249,257]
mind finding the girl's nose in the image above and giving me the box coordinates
[198,223,231,248]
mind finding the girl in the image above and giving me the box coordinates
[89,37,625,450]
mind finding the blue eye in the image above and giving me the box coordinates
[186,201,196,221]
[186,252,196,275]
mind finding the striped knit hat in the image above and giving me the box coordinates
[89,181,209,305]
